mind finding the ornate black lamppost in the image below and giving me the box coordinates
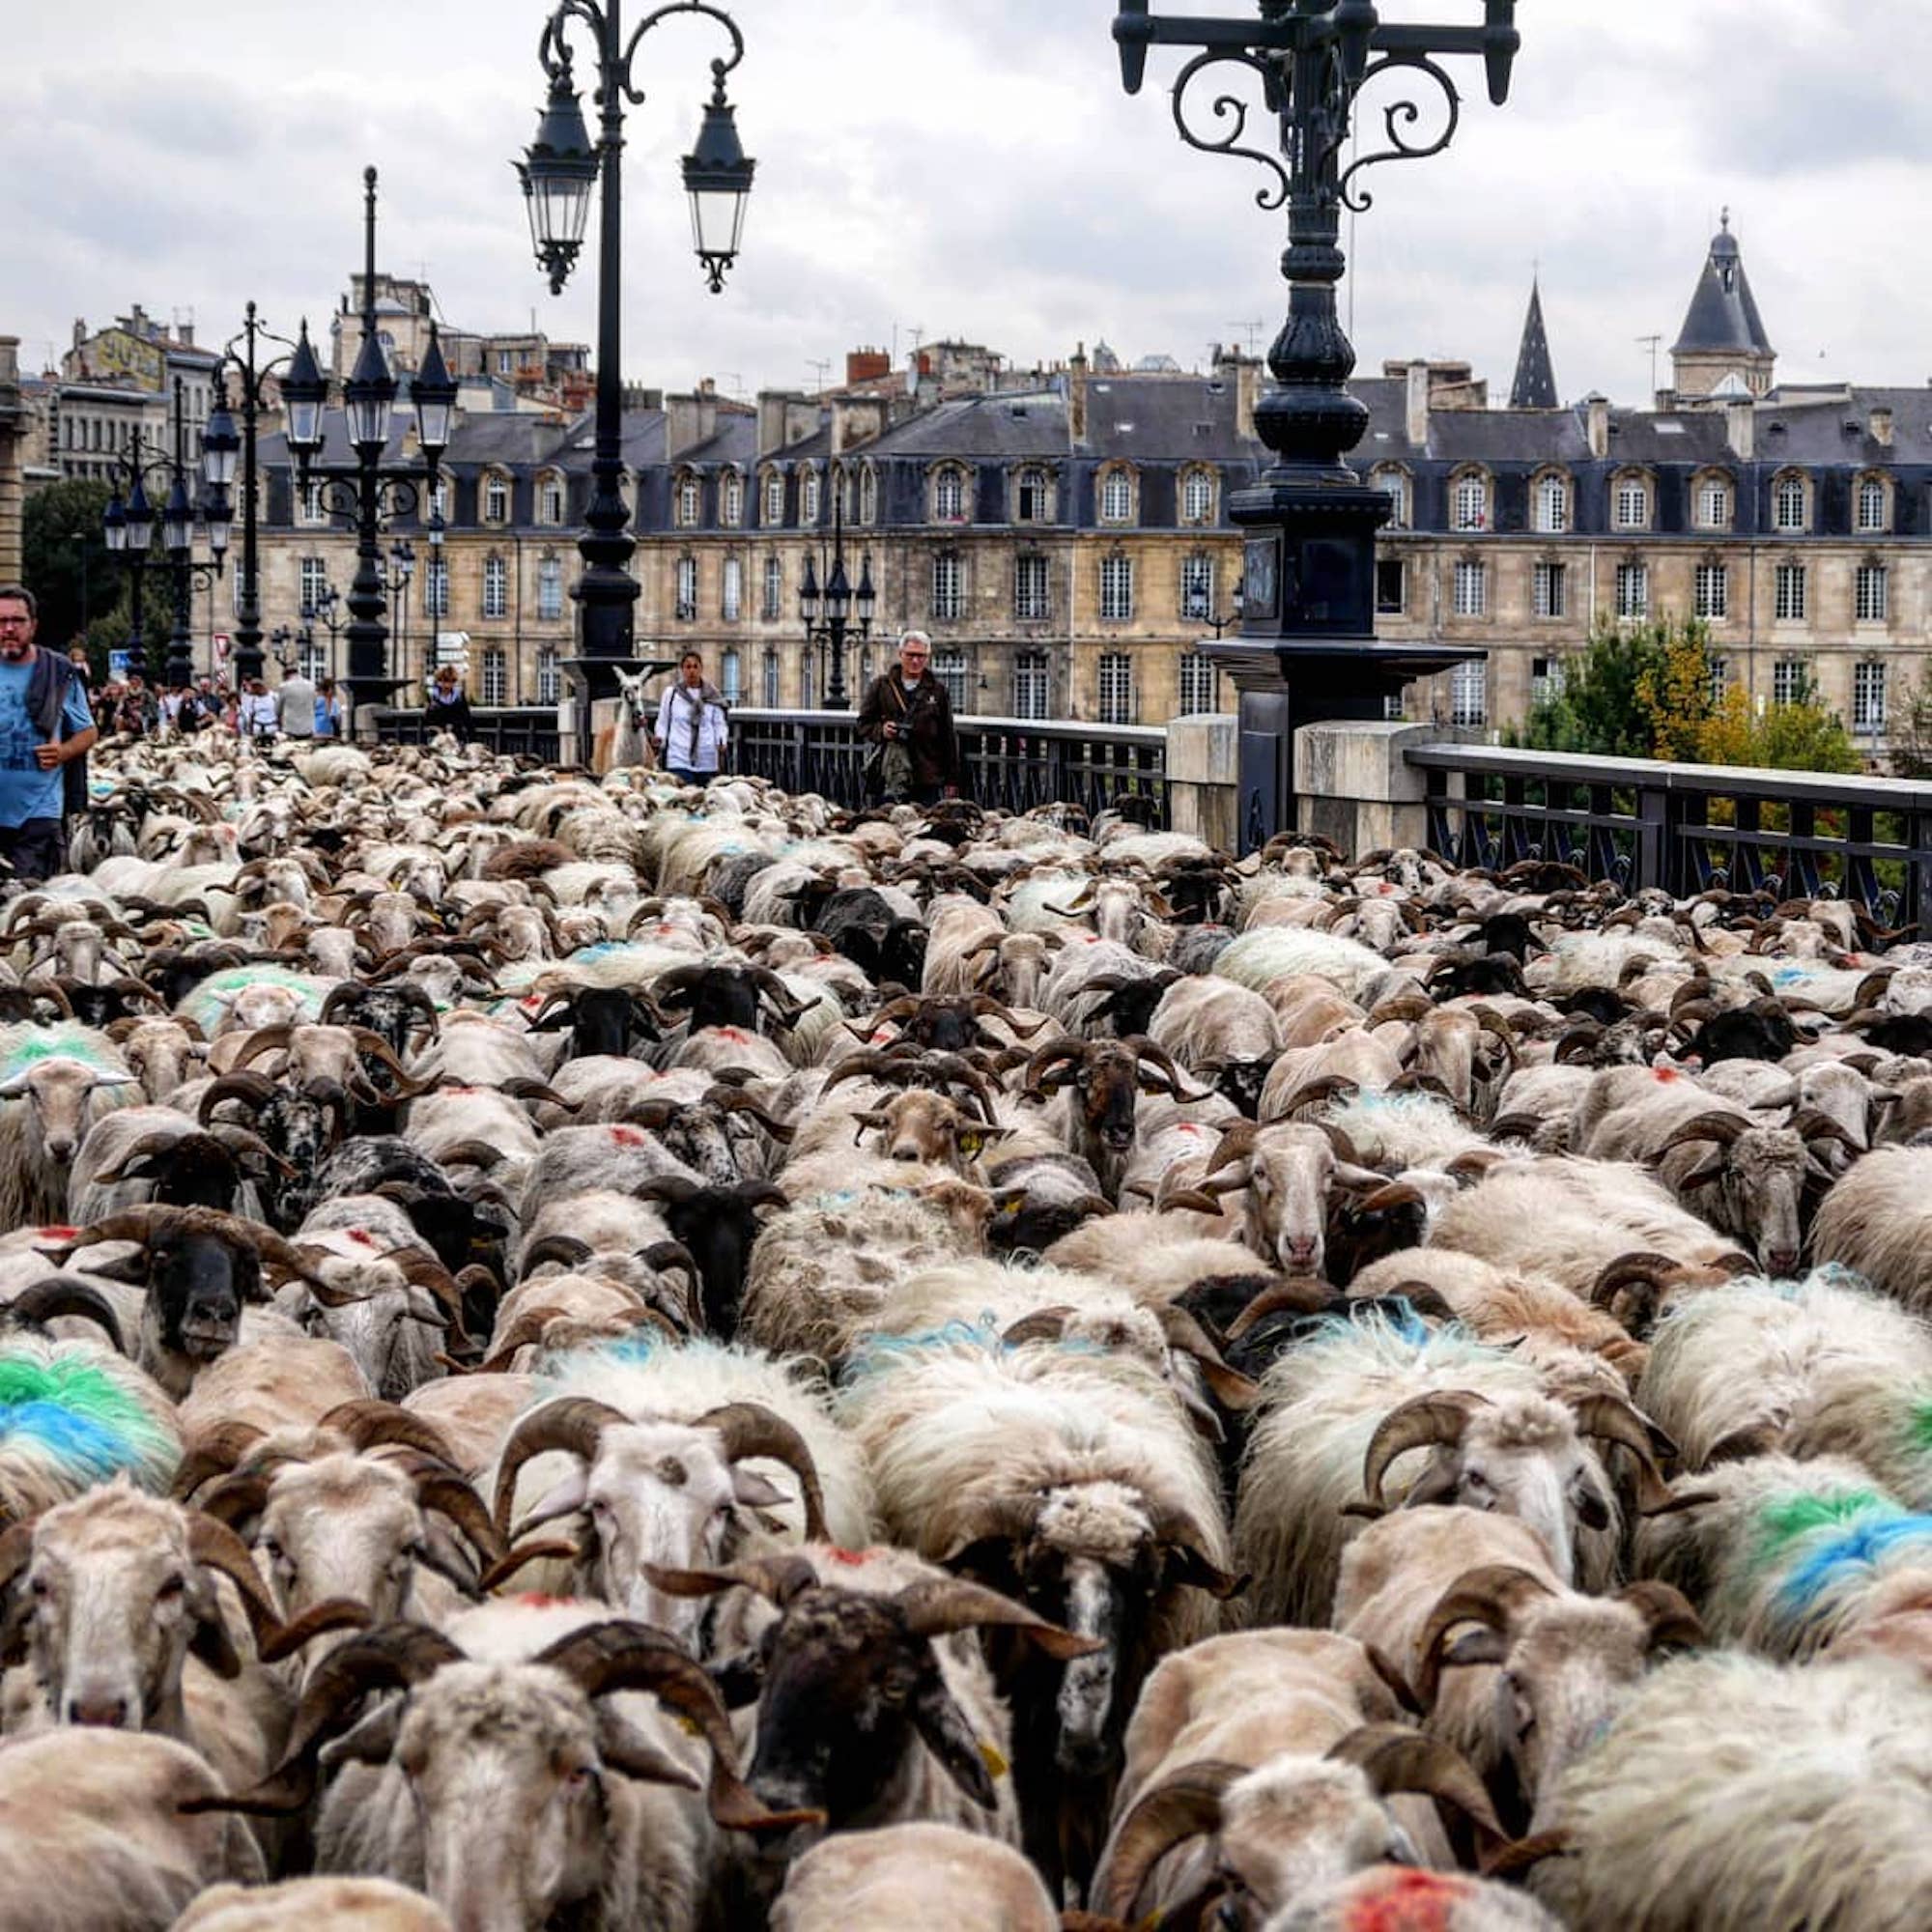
[276,166,458,732]
[101,383,232,689]
[513,0,755,758]
[1115,0,1519,846]
[798,486,874,710]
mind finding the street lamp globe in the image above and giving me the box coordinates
[201,387,241,491]
[126,477,160,554]
[345,326,397,459]
[824,554,851,625]
[204,487,234,561]
[102,495,128,554]
[856,555,876,629]
[412,325,458,458]
[161,473,194,556]
[798,555,820,623]
[681,70,754,292]
[281,323,328,468]
[517,64,599,296]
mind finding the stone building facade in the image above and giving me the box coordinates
[244,224,1929,754]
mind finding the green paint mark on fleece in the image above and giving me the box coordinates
[0,1026,116,1076]
[1910,1397,1932,1454]
[1749,1489,1893,1572]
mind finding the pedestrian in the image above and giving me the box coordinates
[119,672,157,738]
[0,585,98,883]
[857,628,960,806]
[651,650,729,784]
[314,678,341,740]
[239,677,277,740]
[273,664,318,742]
[66,644,92,694]
[427,664,471,743]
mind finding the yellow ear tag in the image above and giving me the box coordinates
[676,1715,704,1739]
[979,1739,1009,1779]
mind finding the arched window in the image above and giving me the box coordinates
[483,472,509,524]
[762,469,785,526]
[721,470,744,526]
[675,472,701,528]
[1180,469,1216,524]
[801,468,822,525]
[1099,469,1134,525]
[1696,475,1732,530]
[932,467,966,522]
[535,473,564,526]
[1015,465,1053,524]
[858,466,877,526]
[1452,472,1489,532]
[1857,475,1889,533]
[1774,472,1807,533]
[1534,472,1570,534]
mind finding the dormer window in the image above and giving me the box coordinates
[1533,472,1570,534]
[932,466,967,523]
[483,473,509,524]
[1774,472,1808,533]
[1613,473,1650,530]
[1180,468,1216,525]
[1099,468,1135,525]
[1452,472,1489,532]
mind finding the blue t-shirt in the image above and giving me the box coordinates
[0,658,94,826]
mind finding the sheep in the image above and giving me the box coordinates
[487,1336,872,1642]
[174,1335,372,1445]
[1230,1314,1649,1628]
[837,1331,1235,1894]
[0,1479,280,1797]
[1091,1634,1499,1926]
[1811,1145,1932,1317]
[0,1728,264,1929]
[739,1187,985,1364]
[1634,1453,1932,1668]
[231,1604,781,1932]
[1635,1269,1932,1481]
[1526,1653,1932,1932]
[1148,974,1283,1117]
[0,1332,182,1519]
[1428,1156,1752,1302]
[769,1821,1060,1932]
[0,1022,146,1226]
[1213,928,1391,1007]
[171,1877,455,1932]
[1348,1525,1704,1833]
[1264,1869,1564,1932]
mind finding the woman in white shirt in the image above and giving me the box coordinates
[652,651,729,783]
[239,678,279,740]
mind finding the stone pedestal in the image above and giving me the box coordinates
[1293,719,1469,859]
[1166,713,1239,852]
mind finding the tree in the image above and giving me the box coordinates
[1888,669,1932,780]
[1504,615,1673,758]
[21,480,116,653]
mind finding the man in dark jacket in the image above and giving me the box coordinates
[857,629,960,806]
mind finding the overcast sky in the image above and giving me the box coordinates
[10,1,1930,410]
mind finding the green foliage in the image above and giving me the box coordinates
[1509,611,1858,774]
[1887,670,1932,781]
[1504,615,1672,758]
[20,480,116,652]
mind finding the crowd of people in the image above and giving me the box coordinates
[68,646,346,745]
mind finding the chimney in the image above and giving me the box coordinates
[1725,396,1755,461]
[1869,406,1894,447]
[1068,342,1088,442]
[846,347,890,386]
[71,319,86,352]
[1405,361,1431,448]
[665,388,716,458]
[832,394,885,453]
[1585,393,1610,460]
[1216,342,1260,441]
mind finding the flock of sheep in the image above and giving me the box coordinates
[1,730,1930,1932]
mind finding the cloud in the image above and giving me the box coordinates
[6,0,1929,411]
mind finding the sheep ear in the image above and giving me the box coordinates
[319,1699,405,1772]
[1443,1629,1509,1670]
[186,1579,242,1681]
[730,1467,787,1511]
[911,1674,997,1810]
[1679,1157,1727,1189]
[519,1469,590,1533]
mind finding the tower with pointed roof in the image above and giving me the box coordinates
[1509,277,1558,410]
[1670,212,1776,401]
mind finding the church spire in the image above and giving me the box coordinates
[1509,276,1558,410]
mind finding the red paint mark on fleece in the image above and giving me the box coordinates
[610,1125,647,1147]
[715,1026,749,1043]
[348,1228,378,1246]
[514,1593,574,1609]
[1651,1065,1681,1082]
[1347,1868,1469,1932]
[824,1547,874,1567]
[39,1226,76,1241]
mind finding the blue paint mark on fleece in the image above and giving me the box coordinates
[0,1401,143,1485]
[1774,1514,1932,1629]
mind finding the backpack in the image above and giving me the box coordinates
[24,651,87,819]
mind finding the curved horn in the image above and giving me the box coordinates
[492,1396,630,1536]
[186,1511,283,1646]
[1091,1762,1239,1920]
[1614,1579,1705,1652]
[1360,1390,1492,1511]
[694,1402,828,1542]
[255,1598,374,1666]
[1656,1110,1750,1154]
[228,1023,299,1071]
[196,1071,277,1123]
[519,1234,594,1278]
[415,1470,509,1566]
[1326,1723,1504,1845]
[1414,1563,1557,1707]
[315,1399,459,1465]
[168,1424,269,1502]
[896,1576,1099,1661]
[1569,1393,1677,1514]
[3,1277,127,1351]
[533,1618,818,1833]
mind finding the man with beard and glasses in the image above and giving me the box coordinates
[0,585,97,882]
